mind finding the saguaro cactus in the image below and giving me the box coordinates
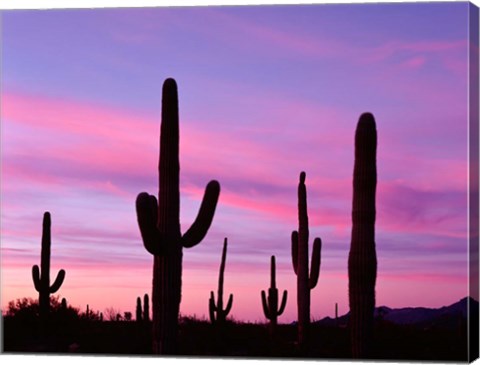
[136,78,220,354]
[136,297,142,322]
[261,255,287,336]
[143,293,150,322]
[32,212,66,319]
[348,113,378,358]
[291,172,322,346]
[209,238,233,324]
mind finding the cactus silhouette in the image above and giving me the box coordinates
[348,113,378,358]
[291,172,322,346]
[143,293,150,322]
[209,238,233,324]
[136,78,220,354]
[136,297,142,322]
[32,212,66,319]
[261,255,287,336]
[61,298,67,310]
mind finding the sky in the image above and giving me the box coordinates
[0,1,476,323]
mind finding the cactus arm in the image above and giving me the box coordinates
[181,180,220,248]
[278,290,288,315]
[291,231,298,275]
[224,293,233,316]
[309,237,322,289]
[136,193,163,255]
[278,290,288,316]
[50,269,66,293]
[261,290,271,319]
[209,291,217,310]
[209,291,216,323]
[32,265,41,291]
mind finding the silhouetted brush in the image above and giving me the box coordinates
[261,255,287,336]
[32,212,66,320]
[135,78,220,354]
[348,113,378,358]
[291,172,322,346]
[209,238,233,324]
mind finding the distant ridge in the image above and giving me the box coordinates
[316,297,479,329]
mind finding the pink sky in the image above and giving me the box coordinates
[0,2,475,322]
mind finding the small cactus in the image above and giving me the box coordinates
[291,172,322,346]
[348,113,378,358]
[136,297,142,322]
[209,238,233,324]
[135,78,220,354]
[136,294,150,322]
[261,255,287,336]
[143,293,150,322]
[32,212,66,319]
[61,298,67,310]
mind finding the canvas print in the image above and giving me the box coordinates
[0,1,479,362]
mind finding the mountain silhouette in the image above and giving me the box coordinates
[316,297,479,329]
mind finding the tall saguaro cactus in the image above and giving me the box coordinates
[261,255,287,335]
[135,78,220,354]
[209,238,233,324]
[32,212,66,319]
[291,172,322,346]
[348,113,378,358]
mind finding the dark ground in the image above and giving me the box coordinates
[2,315,472,362]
